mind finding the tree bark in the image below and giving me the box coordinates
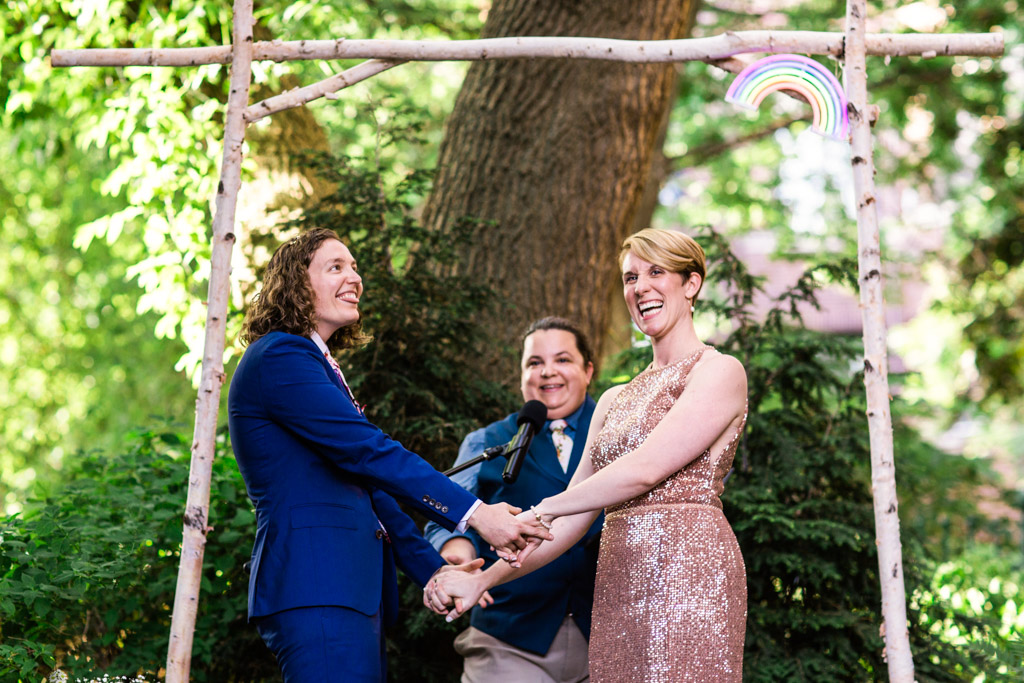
[602,70,678,362]
[423,0,699,380]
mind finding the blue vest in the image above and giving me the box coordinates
[468,396,603,655]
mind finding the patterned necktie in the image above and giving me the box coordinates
[549,419,573,472]
[322,349,383,538]
[324,352,363,415]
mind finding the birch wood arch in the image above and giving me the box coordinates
[50,3,1005,681]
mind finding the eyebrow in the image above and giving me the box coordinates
[525,351,575,361]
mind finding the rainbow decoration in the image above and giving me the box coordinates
[726,54,849,141]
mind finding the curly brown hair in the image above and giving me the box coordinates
[240,228,371,352]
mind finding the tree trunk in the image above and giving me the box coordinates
[602,74,676,363]
[424,0,698,381]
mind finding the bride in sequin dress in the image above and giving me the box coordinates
[429,228,748,681]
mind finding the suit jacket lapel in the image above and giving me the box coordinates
[534,395,596,485]
[533,434,571,485]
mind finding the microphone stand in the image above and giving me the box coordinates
[444,445,508,477]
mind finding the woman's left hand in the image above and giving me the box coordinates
[423,558,484,615]
[494,509,553,567]
[426,565,489,621]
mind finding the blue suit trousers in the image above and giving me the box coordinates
[255,605,386,682]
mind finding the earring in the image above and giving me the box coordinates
[691,305,695,313]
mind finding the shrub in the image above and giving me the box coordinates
[0,427,277,682]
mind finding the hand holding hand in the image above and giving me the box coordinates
[433,565,489,623]
[423,558,484,616]
[439,538,493,609]
[468,502,553,558]
[493,508,553,567]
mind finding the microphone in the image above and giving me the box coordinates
[501,400,548,484]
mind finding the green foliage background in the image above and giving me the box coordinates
[0,0,484,506]
[3,161,1021,681]
[3,1,1022,495]
[0,428,274,682]
[2,0,1022,681]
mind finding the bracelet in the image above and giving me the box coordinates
[530,505,553,530]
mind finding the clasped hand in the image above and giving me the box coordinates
[425,510,554,621]
[426,559,521,623]
[423,559,488,619]
[491,509,550,567]
[467,502,553,559]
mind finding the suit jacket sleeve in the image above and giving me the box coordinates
[260,334,477,530]
[371,488,445,587]
[423,427,487,552]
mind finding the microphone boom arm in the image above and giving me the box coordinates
[443,444,508,477]
[443,400,548,483]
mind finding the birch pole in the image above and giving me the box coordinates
[50,31,1002,67]
[164,0,253,680]
[845,1,915,679]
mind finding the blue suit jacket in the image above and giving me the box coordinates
[425,397,603,655]
[228,331,478,626]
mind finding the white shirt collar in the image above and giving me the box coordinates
[310,331,330,355]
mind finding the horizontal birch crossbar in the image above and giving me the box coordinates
[50,31,1004,68]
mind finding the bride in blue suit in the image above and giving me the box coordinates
[228,228,550,682]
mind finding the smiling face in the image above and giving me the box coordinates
[621,251,701,341]
[520,328,594,420]
[307,239,363,340]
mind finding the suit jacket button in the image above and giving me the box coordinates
[422,495,430,503]
[441,506,449,513]
[435,502,443,509]
[375,529,384,540]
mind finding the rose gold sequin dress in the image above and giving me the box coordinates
[589,348,747,682]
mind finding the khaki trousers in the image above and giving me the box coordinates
[454,615,590,683]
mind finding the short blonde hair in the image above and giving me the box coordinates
[619,228,706,304]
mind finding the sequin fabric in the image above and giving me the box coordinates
[589,347,747,682]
